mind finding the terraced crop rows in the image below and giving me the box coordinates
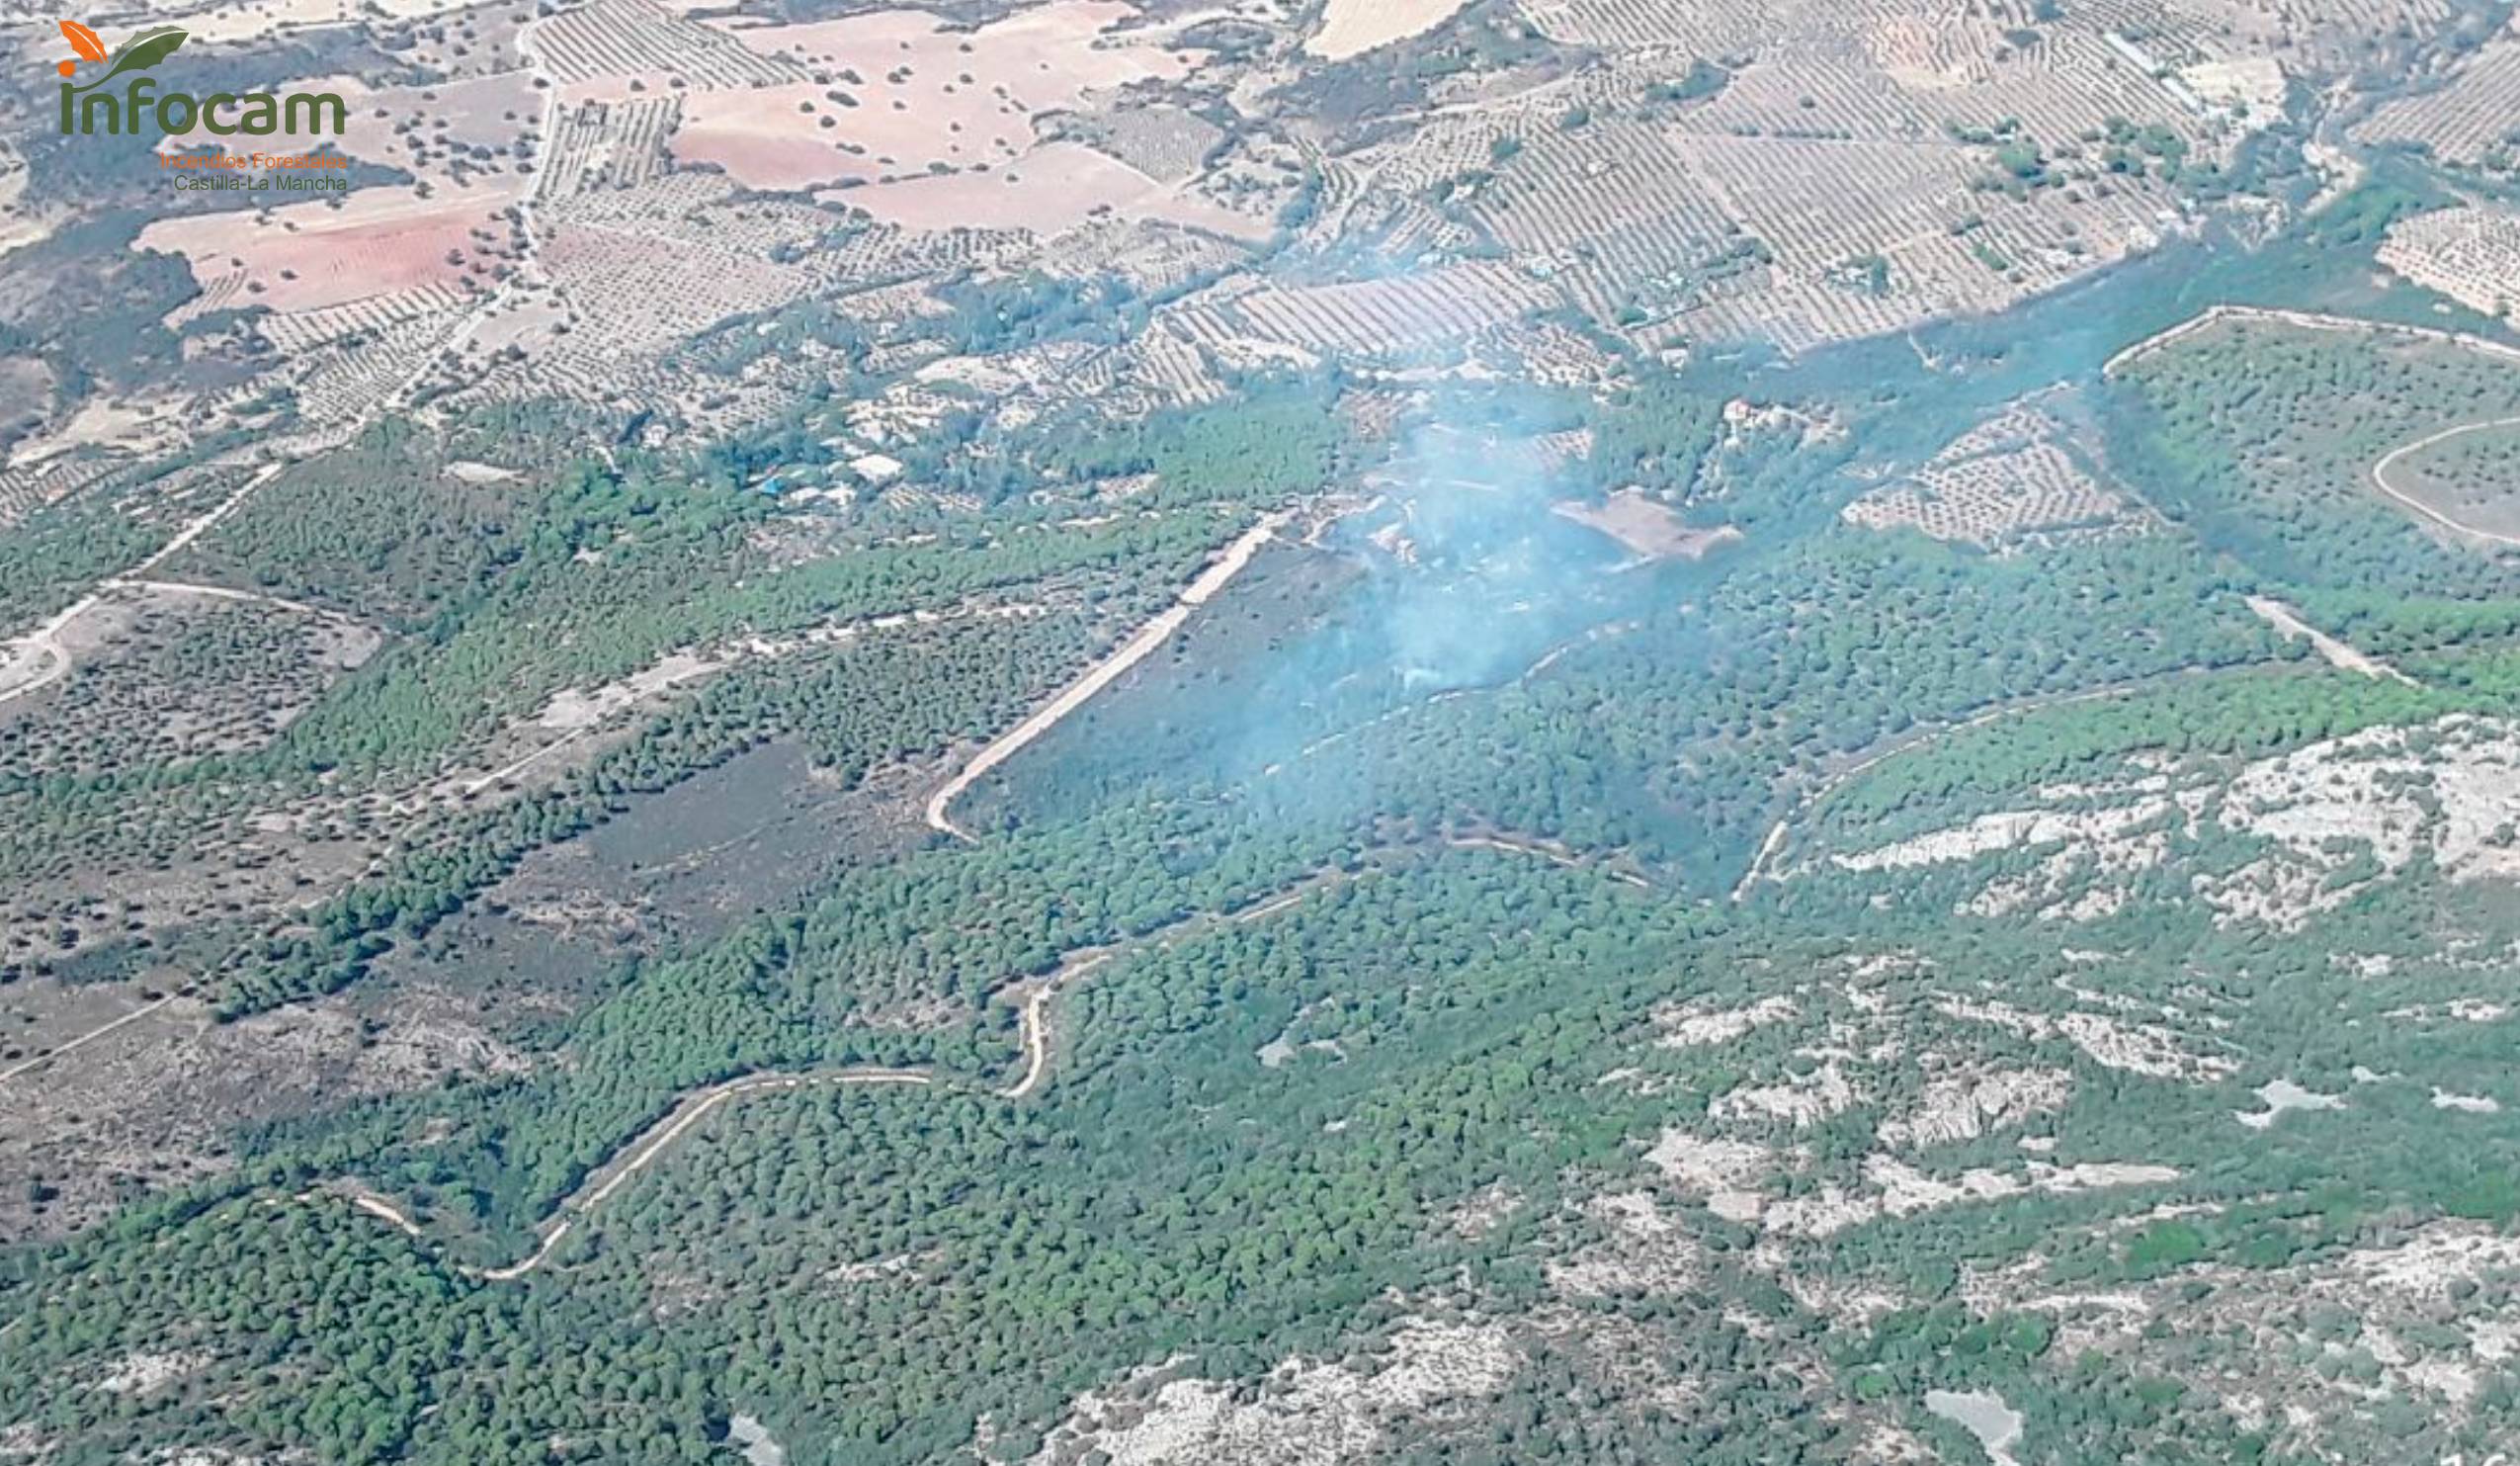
[1677,129,2182,350]
[540,221,813,358]
[0,458,117,534]
[1960,37,2218,153]
[1164,261,1557,357]
[1119,329,1226,407]
[539,95,684,197]
[535,0,807,89]
[549,173,1029,295]
[161,269,249,332]
[292,313,465,424]
[1676,273,1906,354]
[546,172,814,250]
[1844,406,2135,547]
[1467,123,1741,323]
[2057,0,2242,60]
[259,283,477,355]
[2358,41,2520,167]
[1861,7,2013,83]
[1687,59,1943,141]
[2259,0,2454,66]
[1517,0,1772,52]
[1075,106,1224,185]
[1037,218,1248,297]
[2380,206,2520,320]
[1679,134,1970,269]
[1369,115,1520,200]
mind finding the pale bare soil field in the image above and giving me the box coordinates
[44,0,481,47]
[674,1,1194,189]
[1552,489,1739,561]
[1307,0,1472,60]
[832,139,1262,238]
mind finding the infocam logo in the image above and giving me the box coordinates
[54,19,345,135]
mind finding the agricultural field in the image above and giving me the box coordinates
[2355,38,2520,171]
[2378,201,2520,320]
[132,178,528,314]
[1554,486,1739,560]
[14,0,2520,1464]
[1162,259,1558,360]
[1318,0,2255,352]
[668,2,1195,190]
[1846,402,2144,548]
[1307,0,1473,60]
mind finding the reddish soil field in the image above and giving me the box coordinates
[135,179,525,314]
[675,0,1197,188]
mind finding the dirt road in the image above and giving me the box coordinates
[1731,678,2176,900]
[347,859,1376,1275]
[474,1068,935,1281]
[0,463,282,709]
[2244,595,2418,684]
[925,511,1290,839]
[2368,417,2520,551]
[0,4,566,711]
[321,830,1629,1274]
[2108,305,2520,548]
[2103,304,2520,382]
[0,992,187,1085]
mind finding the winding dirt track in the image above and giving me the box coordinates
[474,1069,934,1281]
[0,5,563,717]
[336,831,1638,1278]
[2101,303,2520,382]
[353,870,1339,1279]
[998,955,1107,1102]
[1730,679,2173,900]
[2368,416,2520,551]
[2110,305,2520,551]
[0,463,284,710]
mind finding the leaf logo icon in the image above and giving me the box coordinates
[61,25,186,90]
[59,19,106,61]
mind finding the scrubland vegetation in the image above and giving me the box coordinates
[16,250,2520,1463]
[11,0,2520,1460]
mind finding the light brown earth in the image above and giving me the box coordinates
[834,141,1267,239]
[1553,490,1741,561]
[1307,0,1471,59]
[134,181,524,314]
[673,1,1194,190]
